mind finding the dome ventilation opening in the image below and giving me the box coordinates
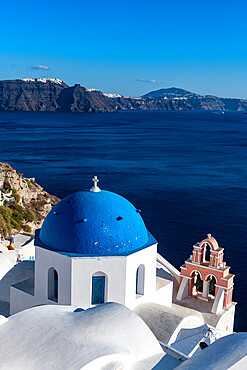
[116,216,123,221]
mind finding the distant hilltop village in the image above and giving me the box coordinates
[0,78,247,112]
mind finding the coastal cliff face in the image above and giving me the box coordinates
[0,79,68,112]
[0,79,117,113]
[56,85,117,112]
[0,163,59,227]
[0,79,247,112]
[115,95,247,111]
[114,96,193,111]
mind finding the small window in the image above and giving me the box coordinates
[92,275,105,305]
[48,268,58,302]
[136,264,145,295]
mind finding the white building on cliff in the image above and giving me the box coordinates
[9,177,235,333]
[0,177,242,368]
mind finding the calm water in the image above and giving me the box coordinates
[0,110,247,331]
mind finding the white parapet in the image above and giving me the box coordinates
[176,276,189,301]
[156,253,180,286]
[212,286,225,314]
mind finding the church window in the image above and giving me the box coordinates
[92,274,106,305]
[136,264,145,295]
[48,267,58,302]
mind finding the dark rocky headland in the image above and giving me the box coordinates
[0,79,247,112]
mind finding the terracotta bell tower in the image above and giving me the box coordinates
[176,234,234,314]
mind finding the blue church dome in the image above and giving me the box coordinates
[37,184,156,256]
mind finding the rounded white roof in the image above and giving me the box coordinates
[174,332,247,369]
[0,303,164,369]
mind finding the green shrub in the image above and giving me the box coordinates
[0,214,8,238]
[12,214,20,223]
[22,224,32,233]
[14,204,24,213]
[12,210,22,221]
[6,222,12,235]
[27,181,32,189]
[24,209,36,222]
[0,206,12,222]
[0,200,36,237]
[12,188,20,204]
[10,218,21,232]
[0,214,6,229]
[11,205,27,221]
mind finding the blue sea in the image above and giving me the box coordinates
[0,110,247,331]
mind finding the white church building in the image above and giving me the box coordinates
[1,176,244,368]
[8,176,236,346]
[10,177,172,315]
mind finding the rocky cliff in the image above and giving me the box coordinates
[0,79,247,112]
[56,84,117,112]
[0,79,117,113]
[0,163,59,227]
[113,96,193,111]
[0,79,68,112]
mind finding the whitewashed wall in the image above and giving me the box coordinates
[70,244,159,310]
[10,243,173,314]
[71,256,127,308]
[34,246,72,306]
[10,285,34,315]
[125,244,157,309]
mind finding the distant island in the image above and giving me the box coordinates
[0,78,247,112]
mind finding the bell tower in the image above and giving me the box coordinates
[176,234,234,315]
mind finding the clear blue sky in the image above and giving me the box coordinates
[1,0,247,98]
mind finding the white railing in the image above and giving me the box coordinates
[157,253,181,286]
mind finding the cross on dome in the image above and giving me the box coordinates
[90,175,101,192]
